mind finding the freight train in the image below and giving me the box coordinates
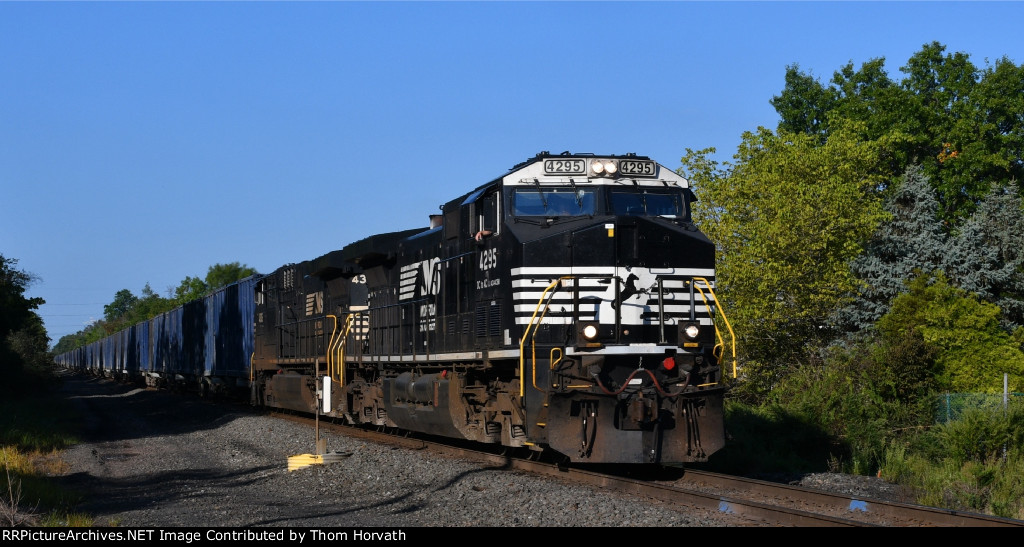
[56,151,736,465]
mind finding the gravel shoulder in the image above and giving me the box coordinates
[54,372,754,528]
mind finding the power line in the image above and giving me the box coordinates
[37,305,107,309]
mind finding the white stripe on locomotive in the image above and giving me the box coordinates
[510,266,716,326]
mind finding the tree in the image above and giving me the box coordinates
[837,165,948,331]
[679,123,888,399]
[943,182,1024,330]
[0,254,49,389]
[128,282,174,323]
[205,262,258,291]
[772,41,1024,225]
[7,313,51,374]
[770,64,835,141]
[103,289,139,322]
[173,276,207,305]
[877,273,1024,393]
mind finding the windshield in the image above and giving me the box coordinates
[610,189,686,217]
[512,188,596,216]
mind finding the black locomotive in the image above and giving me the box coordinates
[56,152,734,465]
[251,151,735,464]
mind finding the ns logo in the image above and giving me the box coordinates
[399,257,441,301]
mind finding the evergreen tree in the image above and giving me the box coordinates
[837,165,947,331]
[943,183,1024,329]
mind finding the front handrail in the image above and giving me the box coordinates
[691,276,737,379]
[519,276,572,399]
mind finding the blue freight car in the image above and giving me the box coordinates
[62,275,259,397]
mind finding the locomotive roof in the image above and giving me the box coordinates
[442,151,682,213]
[306,227,429,280]
[341,227,429,265]
[507,151,654,172]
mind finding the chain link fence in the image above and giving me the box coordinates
[935,392,1024,424]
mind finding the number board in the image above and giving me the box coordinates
[618,160,657,177]
[543,159,586,175]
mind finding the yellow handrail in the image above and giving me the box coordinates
[691,276,737,379]
[519,276,572,399]
[326,314,339,380]
[329,313,357,387]
[544,347,563,390]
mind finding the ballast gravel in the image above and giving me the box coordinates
[51,372,901,528]
[54,373,741,528]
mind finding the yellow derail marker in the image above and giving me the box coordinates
[287,451,350,472]
[287,375,350,471]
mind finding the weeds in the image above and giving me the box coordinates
[0,380,89,527]
[2,453,40,527]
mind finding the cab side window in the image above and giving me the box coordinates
[474,191,499,236]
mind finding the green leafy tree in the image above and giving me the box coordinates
[772,41,1024,225]
[103,289,139,322]
[173,276,208,305]
[771,65,837,141]
[128,282,174,323]
[680,123,888,400]
[877,272,1024,393]
[52,331,86,355]
[0,255,44,341]
[174,262,258,305]
[7,313,51,372]
[205,262,258,291]
[0,254,49,390]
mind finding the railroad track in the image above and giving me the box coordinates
[270,410,1024,527]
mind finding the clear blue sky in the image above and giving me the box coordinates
[2,1,1021,347]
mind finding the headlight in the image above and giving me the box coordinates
[590,159,618,176]
[682,323,700,340]
[577,321,602,346]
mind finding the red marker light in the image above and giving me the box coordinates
[662,357,676,371]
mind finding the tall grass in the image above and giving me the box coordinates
[0,380,92,527]
[877,403,1024,519]
[715,394,1024,520]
